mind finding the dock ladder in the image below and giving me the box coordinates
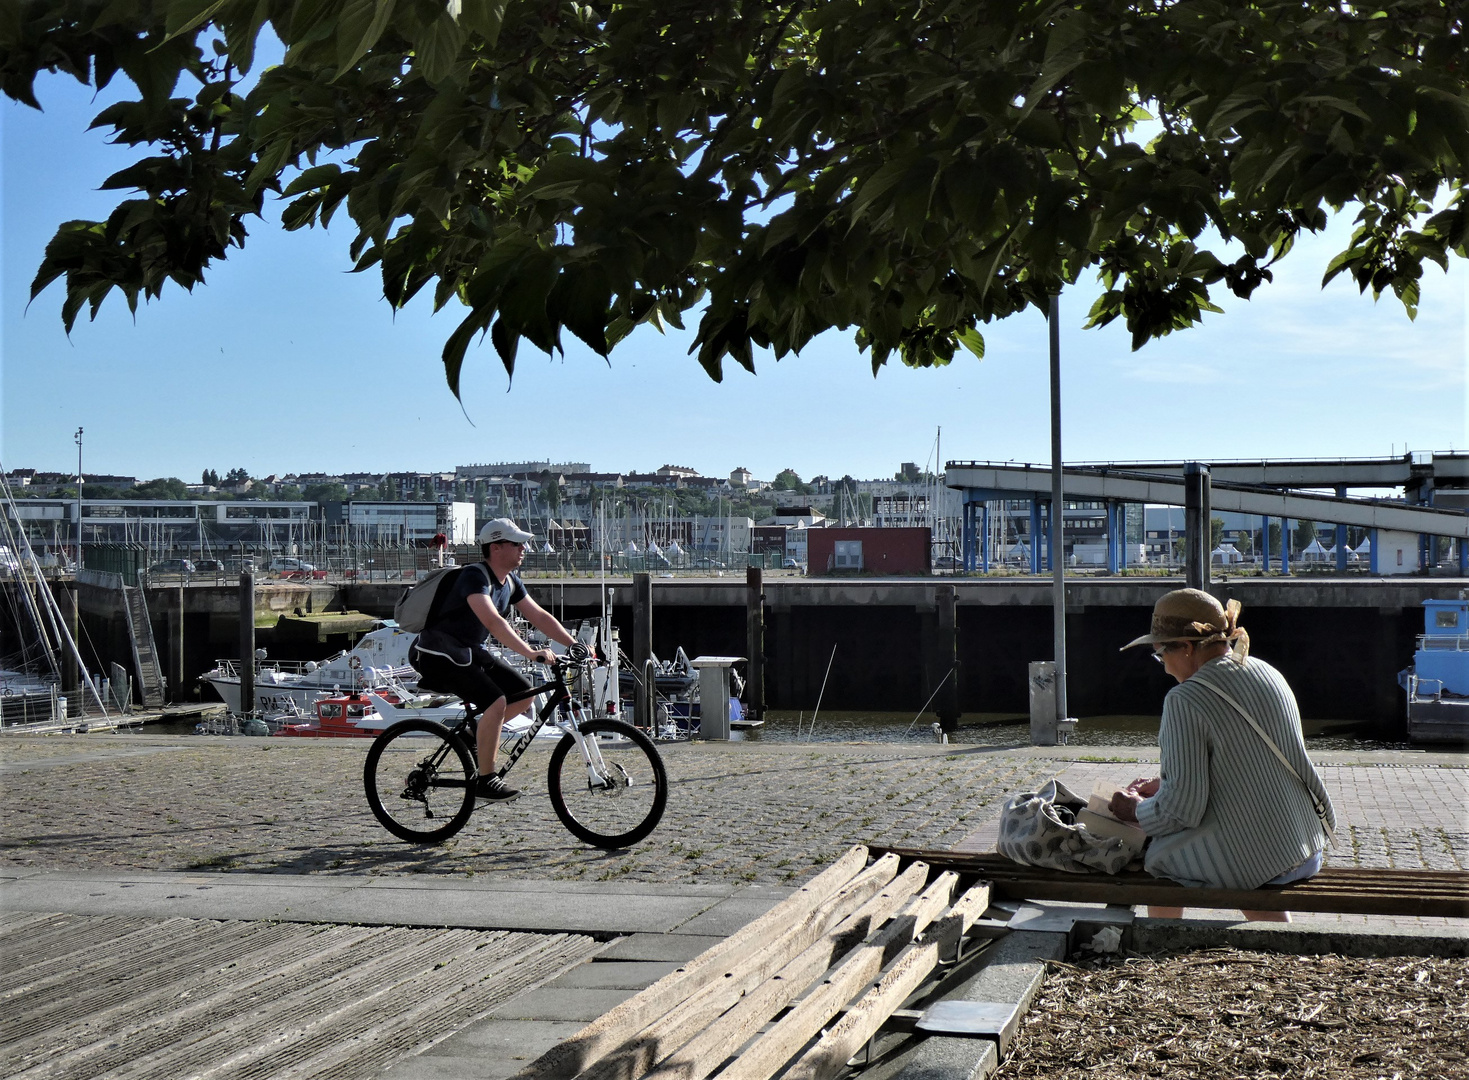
[120,585,166,706]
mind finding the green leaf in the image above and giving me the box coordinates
[455,0,508,44]
[282,163,343,197]
[956,325,985,360]
[849,159,909,223]
[414,12,465,84]
[161,0,229,44]
[490,314,519,378]
[336,0,397,74]
[442,307,491,399]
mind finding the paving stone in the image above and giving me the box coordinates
[390,1018,588,1079]
[486,986,641,1022]
[594,932,727,962]
[545,959,682,989]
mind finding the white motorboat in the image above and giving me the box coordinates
[202,623,419,713]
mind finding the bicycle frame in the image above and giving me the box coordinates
[455,660,614,786]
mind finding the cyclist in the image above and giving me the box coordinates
[408,518,577,800]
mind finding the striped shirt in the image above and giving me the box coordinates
[1135,655,1336,890]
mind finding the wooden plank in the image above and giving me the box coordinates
[509,846,872,1080]
[777,887,991,1080]
[869,847,1469,918]
[569,854,904,1080]
[643,864,940,1080]
[717,882,987,1080]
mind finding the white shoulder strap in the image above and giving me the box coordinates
[1191,673,1336,845]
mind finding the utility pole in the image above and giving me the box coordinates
[1048,296,1068,729]
[74,427,84,566]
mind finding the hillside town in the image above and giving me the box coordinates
[5,454,1461,579]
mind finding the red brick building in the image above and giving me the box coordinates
[807,527,931,576]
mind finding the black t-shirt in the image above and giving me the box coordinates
[416,562,527,661]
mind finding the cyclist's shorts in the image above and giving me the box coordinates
[409,643,535,709]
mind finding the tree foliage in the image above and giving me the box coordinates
[8,0,1467,394]
[772,467,807,492]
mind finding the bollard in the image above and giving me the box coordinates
[1028,660,1077,747]
[632,572,653,729]
[692,655,745,740]
[641,658,658,730]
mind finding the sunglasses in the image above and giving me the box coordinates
[1152,642,1186,663]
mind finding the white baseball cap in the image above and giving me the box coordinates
[479,518,534,545]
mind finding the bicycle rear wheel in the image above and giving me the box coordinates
[364,720,476,843]
[547,719,667,849]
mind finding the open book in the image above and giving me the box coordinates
[1076,782,1147,845]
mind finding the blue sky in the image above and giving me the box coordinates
[3,69,1465,485]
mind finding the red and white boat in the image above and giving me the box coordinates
[272,694,387,738]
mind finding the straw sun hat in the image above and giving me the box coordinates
[1121,588,1250,659]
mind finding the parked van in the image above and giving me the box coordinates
[268,557,317,573]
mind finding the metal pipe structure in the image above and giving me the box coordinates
[1184,462,1211,590]
[1048,293,1069,731]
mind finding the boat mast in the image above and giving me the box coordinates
[74,427,83,567]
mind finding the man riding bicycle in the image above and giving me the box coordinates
[408,518,577,801]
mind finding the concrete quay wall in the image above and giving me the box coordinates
[47,575,1469,726]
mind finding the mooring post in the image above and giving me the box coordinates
[1184,462,1211,590]
[172,583,185,705]
[745,566,765,721]
[633,571,653,728]
[58,582,79,693]
[238,566,255,715]
[937,584,959,733]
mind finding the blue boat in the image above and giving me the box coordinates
[1398,596,1469,745]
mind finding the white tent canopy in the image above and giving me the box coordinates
[1211,542,1244,564]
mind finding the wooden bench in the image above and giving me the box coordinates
[868,846,1469,919]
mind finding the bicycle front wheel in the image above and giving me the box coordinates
[548,720,668,849]
[364,720,476,844]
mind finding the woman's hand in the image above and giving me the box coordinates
[1109,789,1145,823]
[1126,776,1161,798]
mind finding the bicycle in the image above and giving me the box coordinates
[362,647,668,849]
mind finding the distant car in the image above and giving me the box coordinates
[149,558,195,574]
[782,558,805,571]
[194,558,224,572]
[268,557,317,573]
[933,556,963,570]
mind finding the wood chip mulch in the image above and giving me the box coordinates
[994,948,1468,1080]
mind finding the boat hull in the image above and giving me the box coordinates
[1406,697,1469,745]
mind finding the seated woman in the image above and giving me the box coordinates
[1109,589,1336,920]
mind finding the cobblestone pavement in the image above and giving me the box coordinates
[1,736,1464,887]
[0,736,1056,884]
